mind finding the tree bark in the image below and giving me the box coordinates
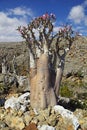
[30,53,57,109]
[54,67,63,97]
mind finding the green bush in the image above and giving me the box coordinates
[60,85,73,98]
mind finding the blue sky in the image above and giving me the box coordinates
[0,0,87,42]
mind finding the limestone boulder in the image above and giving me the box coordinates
[4,92,30,112]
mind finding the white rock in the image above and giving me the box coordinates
[2,61,7,74]
[4,96,20,110]
[18,92,30,101]
[4,92,30,111]
[33,108,39,115]
[53,105,79,130]
[17,76,28,86]
[38,125,55,130]
[20,105,26,112]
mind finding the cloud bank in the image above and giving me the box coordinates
[0,7,34,42]
[0,1,87,42]
[68,0,87,25]
[68,0,87,35]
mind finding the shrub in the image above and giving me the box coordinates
[60,85,73,98]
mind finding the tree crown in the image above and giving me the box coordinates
[17,13,76,69]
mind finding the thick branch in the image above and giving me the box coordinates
[54,67,63,97]
[28,47,36,68]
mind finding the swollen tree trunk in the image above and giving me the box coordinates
[30,53,57,109]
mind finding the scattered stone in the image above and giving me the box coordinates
[74,109,87,130]
[16,75,30,91]
[0,121,7,128]
[47,113,58,126]
[0,92,86,130]
[53,105,80,130]
[24,123,38,130]
[38,107,51,119]
[24,114,33,126]
[4,96,21,110]
[31,117,39,124]
[37,114,45,122]
[5,115,25,130]
[38,125,55,130]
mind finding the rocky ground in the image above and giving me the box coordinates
[0,92,87,130]
[0,36,87,130]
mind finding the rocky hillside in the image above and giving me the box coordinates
[0,36,87,130]
[0,36,87,77]
[0,42,28,75]
[64,36,87,80]
[0,36,87,96]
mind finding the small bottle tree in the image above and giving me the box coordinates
[17,13,75,109]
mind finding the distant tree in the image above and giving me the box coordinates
[17,13,75,109]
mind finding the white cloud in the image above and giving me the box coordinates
[8,7,34,17]
[68,0,87,35]
[68,0,87,25]
[68,5,85,24]
[0,7,34,42]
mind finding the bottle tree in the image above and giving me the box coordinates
[17,13,75,109]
